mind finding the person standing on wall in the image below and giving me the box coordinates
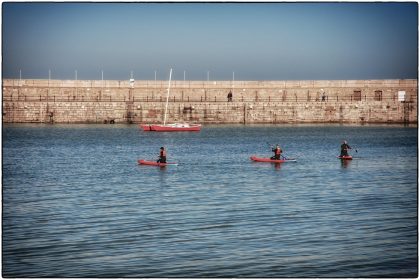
[227,90,233,102]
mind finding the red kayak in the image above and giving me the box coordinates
[250,156,296,163]
[337,155,353,160]
[138,159,178,166]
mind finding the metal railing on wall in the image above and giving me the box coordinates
[2,94,414,103]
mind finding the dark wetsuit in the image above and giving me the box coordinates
[227,91,233,102]
[340,143,351,156]
[271,147,282,160]
[157,150,167,163]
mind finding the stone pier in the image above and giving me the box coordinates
[2,79,417,124]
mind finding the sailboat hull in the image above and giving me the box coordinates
[140,124,201,132]
[140,125,152,131]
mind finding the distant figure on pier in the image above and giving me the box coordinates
[271,144,282,160]
[157,147,167,163]
[340,140,352,157]
[227,91,233,102]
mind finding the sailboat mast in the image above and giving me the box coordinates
[163,68,172,125]
[232,71,235,94]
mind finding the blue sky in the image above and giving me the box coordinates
[2,2,418,81]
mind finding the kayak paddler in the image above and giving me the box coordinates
[157,147,167,163]
[340,140,352,157]
[270,144,282,160]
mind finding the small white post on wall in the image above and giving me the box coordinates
[154,70,157,89]
[75,70,78,95]
[48,69,51,94]
[398,91,406,102]
[232,71,235,94]
[130,71,135,88]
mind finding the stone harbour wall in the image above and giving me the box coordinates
[2,79,417,124]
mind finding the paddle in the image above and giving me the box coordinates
[267,142,277,156]
[266,142,277,150]
[349,146,358,159]
[281,154,297,161]
[345,146,357,155]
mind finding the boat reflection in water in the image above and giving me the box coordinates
[274,163,282,170]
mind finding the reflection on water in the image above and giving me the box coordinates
[340,158,352,168]
[2,124,417,278]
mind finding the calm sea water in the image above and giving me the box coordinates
[2,124,418,278]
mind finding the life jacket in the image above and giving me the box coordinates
[160,150,166,157]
